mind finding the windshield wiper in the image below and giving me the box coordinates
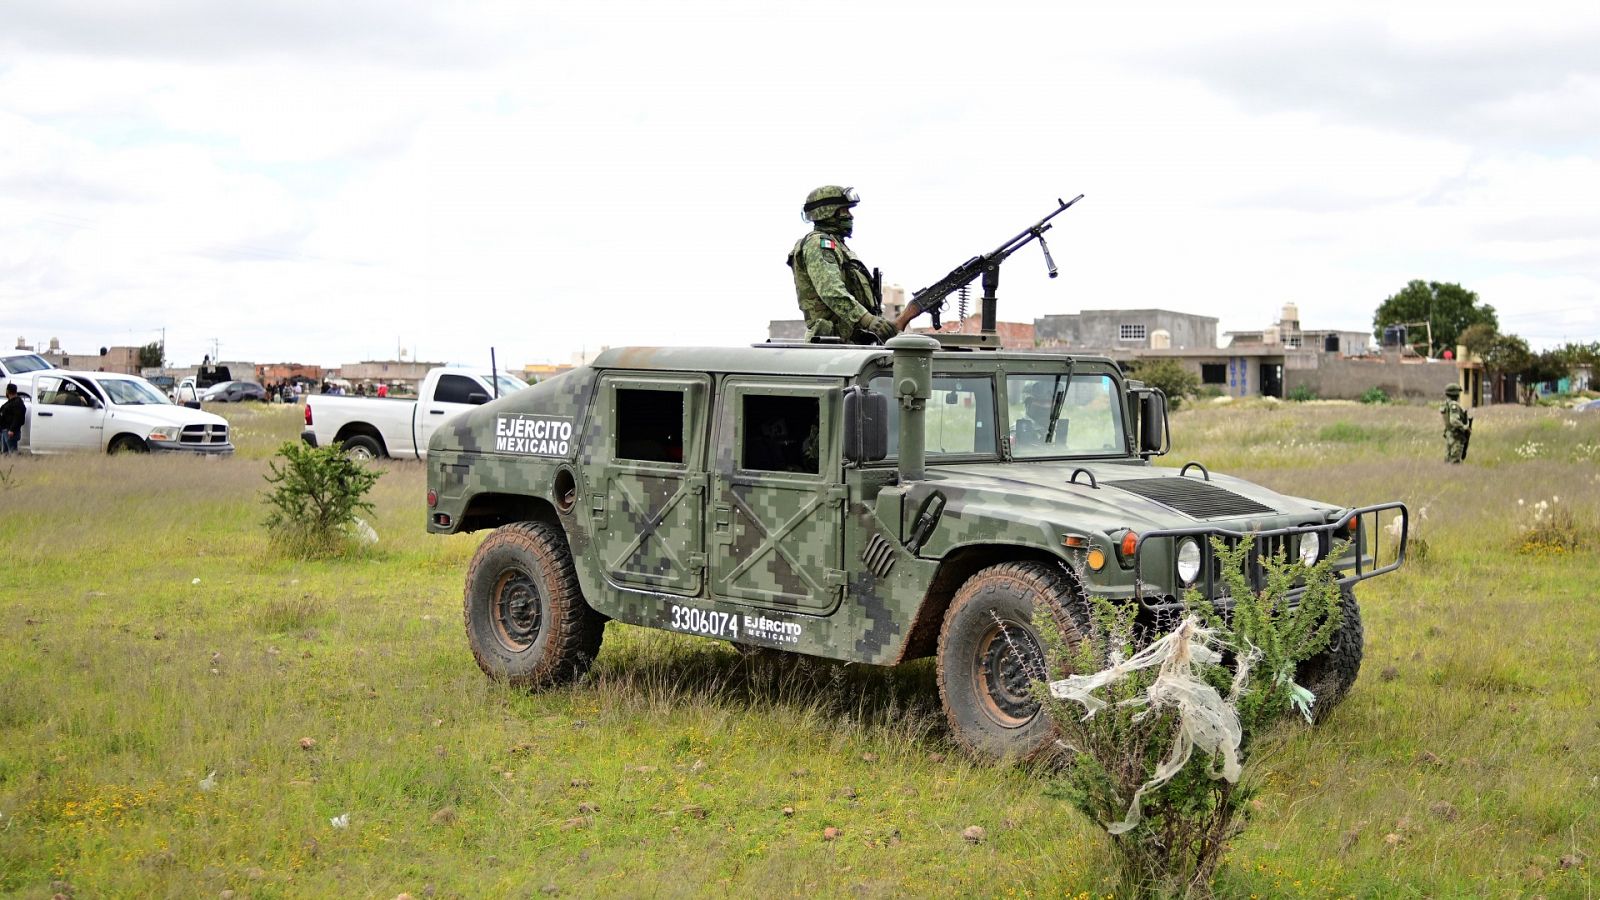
[1045,361,1075,444]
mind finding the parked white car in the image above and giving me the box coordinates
[19,371,234,455]
[0,352,54,396]
[301,367,524,460]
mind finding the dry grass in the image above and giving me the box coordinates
[0,400,1597,897]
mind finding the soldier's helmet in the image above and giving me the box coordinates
[802,185,859,222]
[1445,384,1462,396]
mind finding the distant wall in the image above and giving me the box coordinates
[1285,354,1457,399]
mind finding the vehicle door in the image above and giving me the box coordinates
[28,375,105,452]
[586,373,709,595]
[416,373,488,456]
[709,378,844,614]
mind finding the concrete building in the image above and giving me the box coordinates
[257,362,325,385]
[1035,309,1218,351]
[1224,302,1372,356]
[335,359,447,394]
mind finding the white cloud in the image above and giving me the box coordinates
[0,0,1595,367]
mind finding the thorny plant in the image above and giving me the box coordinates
[1033,537,1349,899]
[260,442,381,558]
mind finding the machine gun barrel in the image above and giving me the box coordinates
[894,194,1082,332]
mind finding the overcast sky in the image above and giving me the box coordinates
[2,1,1596,369]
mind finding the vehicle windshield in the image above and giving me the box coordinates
[493,375,526,395]
[96,378,172,405]
[1,353,53,374]
[1006,373,1127,458]
[868,375,998,457]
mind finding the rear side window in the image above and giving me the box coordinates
[433,374,480,404]
[616,388,685,464]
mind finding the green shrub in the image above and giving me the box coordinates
[1286,384,1317,402]
[1038,538,1346,897]
[261,442,381,558]
[1359,386,1389,404]
[1126,359,1200,410]
[1317,421,1372,443]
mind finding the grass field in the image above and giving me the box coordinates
[2,398,1597,898]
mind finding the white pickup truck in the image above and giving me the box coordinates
[301,367,526,460]
[17,370,234,455]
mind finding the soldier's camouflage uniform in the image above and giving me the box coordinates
[788,230,879,344]
[1440,391,1470,463]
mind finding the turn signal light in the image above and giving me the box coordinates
[1086,548,1107,571]
[1120,531,1139,557]
[426,489,437,508]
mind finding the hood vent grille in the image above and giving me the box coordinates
[1110,477,1273,519]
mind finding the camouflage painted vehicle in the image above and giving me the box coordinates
[426,334,1408,757]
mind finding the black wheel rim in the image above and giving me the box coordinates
[973,619,1045,727]
[491,568,543,651]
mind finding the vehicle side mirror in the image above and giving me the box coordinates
[1137,389,1169,455]
[843,386,889,464]
[183,400,201,409]
[466,391,490,405]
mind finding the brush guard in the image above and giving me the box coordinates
[1132,502,1409,614]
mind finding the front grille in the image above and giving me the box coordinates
[181,424,230,444]
[1111,477,1273,519]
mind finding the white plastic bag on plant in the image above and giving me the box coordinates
[1048,616,1257,834]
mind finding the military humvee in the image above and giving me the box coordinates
[425,334,1408,757]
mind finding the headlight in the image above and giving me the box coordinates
[148,426,180,442]
[1298,533,1321,566]
[1175,538,1202,585]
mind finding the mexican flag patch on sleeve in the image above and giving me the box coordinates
[819,238,837,251]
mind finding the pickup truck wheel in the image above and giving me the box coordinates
[341,435,383,460]
[937,561,1086,760]
[109,435,148,454]
[1295,586,1363,721]
[463,521,605,688]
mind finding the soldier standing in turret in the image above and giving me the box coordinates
[1440,384,1471,463]
[787,185,898,345]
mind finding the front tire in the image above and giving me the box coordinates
[463,521,605,688]
[937,561,1087,759]
[341,434,383,460]
[109,435,148,454]
[1295,586,1363,720]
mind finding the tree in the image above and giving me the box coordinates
[137,341,165,369]
[1126,358,1199,409]
[1372,280,1497,357]
[1521,349,1573,401]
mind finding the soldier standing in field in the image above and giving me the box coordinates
[1440,384,1471,463]
[787,185,898,345]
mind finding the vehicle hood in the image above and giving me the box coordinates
[921,459,1335,535]
[108,403,229,430]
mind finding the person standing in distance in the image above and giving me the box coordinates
[1440,383,1471,463]
[0,383,24,453]
[787,185,898,344]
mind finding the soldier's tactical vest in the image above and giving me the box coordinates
[787,230,878,321]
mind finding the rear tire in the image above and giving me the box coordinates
[341,434,383,460]
[1295,586,1363,721]
[463,521,605,687]
[937,561,1087,760]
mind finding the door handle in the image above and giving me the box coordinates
[38,411,53,417]
[429,410,445,415]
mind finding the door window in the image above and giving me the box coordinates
[432,374,481,404]
[740,394,820,474]
[616,388,686,465]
